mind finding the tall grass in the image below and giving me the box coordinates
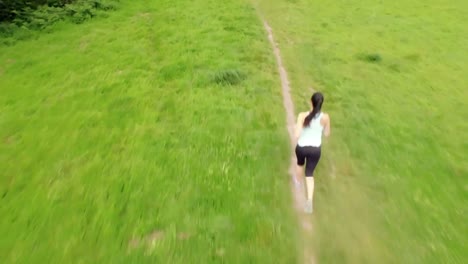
[0,0,299,262]
[255,0,468,263]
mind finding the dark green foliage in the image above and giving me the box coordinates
[14,6,67,30]
[0,0,74,22]
[0,0,118,40]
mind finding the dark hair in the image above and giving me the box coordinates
[303,92,324,127]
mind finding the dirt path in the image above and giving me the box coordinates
[263,21,316,264]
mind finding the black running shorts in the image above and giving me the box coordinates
[295,145,321,177]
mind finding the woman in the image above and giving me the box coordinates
[294,92,331,214]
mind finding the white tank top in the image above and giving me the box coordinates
[297,112,324,147]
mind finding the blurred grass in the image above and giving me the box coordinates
[0,0,300,263]
[254,0,467,263]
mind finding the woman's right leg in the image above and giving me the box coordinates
[304,147,321,213]
[305,177,314,201]
[304,177,314,213]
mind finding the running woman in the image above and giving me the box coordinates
[294,92,331,214]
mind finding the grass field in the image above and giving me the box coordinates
[255,0,468,263]
[0,0,300,263]
[1,0,467,263]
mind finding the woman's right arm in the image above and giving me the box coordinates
[295,112,307,140]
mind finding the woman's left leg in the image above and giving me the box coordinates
[295,145,306,185]
[296,164,304,185]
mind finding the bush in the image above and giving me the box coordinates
[0,0,119,40]
[65,2,96,24]
[19,6,67,30]
[1,1,72,22]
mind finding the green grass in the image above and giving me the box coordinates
[0,0,300,263]
[2,0,467,263]
[255,0,468,263]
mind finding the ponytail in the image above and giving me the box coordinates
[303,92,324,127]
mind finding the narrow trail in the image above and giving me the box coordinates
[263,21,316,264]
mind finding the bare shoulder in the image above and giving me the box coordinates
[322,112,330,120]
[321,112,330,124]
